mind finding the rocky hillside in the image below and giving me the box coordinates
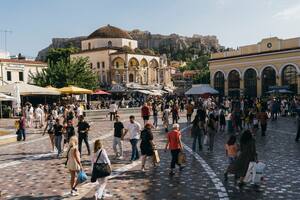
[36,30,222,61]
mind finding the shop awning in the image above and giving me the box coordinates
[58,85,93,94]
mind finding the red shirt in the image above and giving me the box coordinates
[167,130,181,150]
[141,106,150,116]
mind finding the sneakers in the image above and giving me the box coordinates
[70,189,78,196]
[169,171,175,176]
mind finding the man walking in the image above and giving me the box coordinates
[77,115,91,155]
[141,103,151,125]
[113,115,124,159]
[186,101,194,124]
[109,102,118,121]
[165,124,184,176]
[124,115,141,162]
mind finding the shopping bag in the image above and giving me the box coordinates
[253,162,266,184]
[77,170,88,184]
[178,151,186,165]
[153,149,160,163]
[244,162,256,183]
[244,161,266,184]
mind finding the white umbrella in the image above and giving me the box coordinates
[185,84,219,95]
[0,82,61,96]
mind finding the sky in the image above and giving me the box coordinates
[1,0,300,58]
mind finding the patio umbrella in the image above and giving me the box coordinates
[58,85,93,94]
[93,89,111,95]
[185,84,219,95]
[266,89,293,94]
[0,82,61,96]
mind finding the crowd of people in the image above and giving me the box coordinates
[12,94,300,198]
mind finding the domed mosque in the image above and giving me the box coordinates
[71,25,172,89]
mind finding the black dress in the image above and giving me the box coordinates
[140,128,154,156]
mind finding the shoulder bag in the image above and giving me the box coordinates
[91,150,111,182]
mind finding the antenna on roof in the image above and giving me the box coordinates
[0,29,12,53]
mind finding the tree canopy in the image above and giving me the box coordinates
[31,47,98,90]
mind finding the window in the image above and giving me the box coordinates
[19,71,24,81]
[116,62,119,68]
[228,70,240,97]
[97,62,100,69]
[282,65,298,94]
[262,67,276,95]
[244,69,257,97]
[108,41,112,47]
[7,71,11,81]
[129,42,132,48]
[102,62,105,68]
[213,71,224,96]
[88,43,91,50]
[90,63,93,69]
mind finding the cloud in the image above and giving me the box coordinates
[274,4,300,20]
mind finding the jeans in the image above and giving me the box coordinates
[172,115,178,124]
[192,134,202,151]
[19,128,26,140]
[129,139,139,161]
[209,132,215,151]
[153,115,158,127]
[110,112,116,121]
[113,137,123,156]
[78,133,91,155]
[187,114,192,123]
[170,149,181,169]
[54,135,62,155]
[261,123,267,136]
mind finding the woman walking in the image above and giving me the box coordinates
[232,130,257,187]
[191,116,203,152]
[43,114,55,152]
[92,139,111,200]
[66,136,82,196]
[207,114,217,151]
[140,123,156,171]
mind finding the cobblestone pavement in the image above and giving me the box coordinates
[1,113,300,200]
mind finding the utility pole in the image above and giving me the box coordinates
[0,29,12,53]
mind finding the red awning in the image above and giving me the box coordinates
[93,89,111,95]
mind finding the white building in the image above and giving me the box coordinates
[0,58,47,85]
[71,25,172,86]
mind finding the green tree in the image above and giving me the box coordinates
[30,57,98,89]
[46,47,79,64]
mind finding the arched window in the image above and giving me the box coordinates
[129,74,134,82]
[244,69,257,97]
[116,62,119,68]
[262,67,276,95]
[228,70,240,97]
[213,71,224,96]
[88,43,91,50]
[115,71,120,83]
[282,65,298,94]
[108,41,112,47]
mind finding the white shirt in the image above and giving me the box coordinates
[35,107,43,116]
[109,104,118,112]
[92,148,111,166]
[126,121,141,139]
[77,107,83,116]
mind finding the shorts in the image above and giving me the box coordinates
[143,116,150,121]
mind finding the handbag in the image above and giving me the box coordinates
[153,149,160,163]
[77,170,88,184]
[178,151,186,165]
[91,150,112,182]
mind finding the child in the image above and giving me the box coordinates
[224,135,238,181]
[225,135,238,164]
